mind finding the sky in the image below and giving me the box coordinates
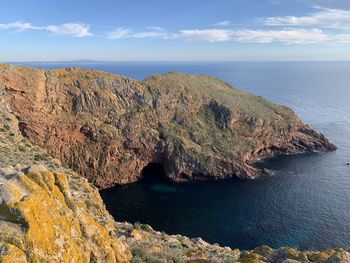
[1,0,350,61]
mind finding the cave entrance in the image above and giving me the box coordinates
[141,163,168,183]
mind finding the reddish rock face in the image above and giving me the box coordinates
[0,64,336,189]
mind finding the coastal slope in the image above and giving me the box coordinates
[0,64,336,188]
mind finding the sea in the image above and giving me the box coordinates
[15,61,350,251]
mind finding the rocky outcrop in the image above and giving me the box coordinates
[0,165,131,263]
[0,96,131,262]
[0,64,336,189]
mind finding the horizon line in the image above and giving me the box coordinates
[3,59,350,64]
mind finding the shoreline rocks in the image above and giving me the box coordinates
[115,221,350,263]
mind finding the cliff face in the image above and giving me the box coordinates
[0,64,336,189]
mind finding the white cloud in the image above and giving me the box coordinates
[107,28,233,42]
[0,20,92,37]
[213,20,231,26]
[0,21,40,31]
[107,27,168,39]
[106,27,347,44]
[45,23,92,37]
[264,7,350,29]
[234,28,330,44]
[233,28,350,44]
[131,31,168,39]
[132,26,168,39]
[103,7,350,44]
[107,27,131,39]
[304,0,350,10]
[176,29,233,42]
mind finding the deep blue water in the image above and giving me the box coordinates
[17,61,350,250]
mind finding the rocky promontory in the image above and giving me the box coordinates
[0,64,336,189]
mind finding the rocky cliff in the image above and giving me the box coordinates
[0,107,348,263]
[1,64,349,262]
[0,64,336,189]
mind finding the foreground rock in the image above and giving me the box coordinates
[0,64,336,189]
[0,165,130,262]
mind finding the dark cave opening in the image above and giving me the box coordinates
[141,162,168,183]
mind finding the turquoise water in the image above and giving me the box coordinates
[17,61,350,250]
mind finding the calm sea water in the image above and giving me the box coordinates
[17,61,350,250]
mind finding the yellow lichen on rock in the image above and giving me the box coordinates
[130,229,144,241]
[0,243,27,263]
[0,165,131,262]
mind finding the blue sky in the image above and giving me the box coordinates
[1,0,350,61]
